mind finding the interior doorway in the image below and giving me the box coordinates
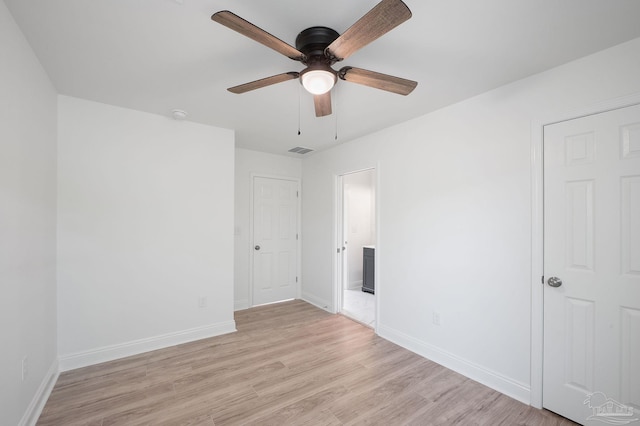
[338,169,376,328]
[251,176,300,307]
[541,103,640,423]
[530,93,640,410]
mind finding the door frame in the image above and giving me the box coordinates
[530,92,640,408]
[333,167,379,331]
[249,173,302,307]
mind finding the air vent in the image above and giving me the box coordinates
[288,146,314,155]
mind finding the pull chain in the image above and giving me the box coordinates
[334,85,339,140]
[297,84,302,136]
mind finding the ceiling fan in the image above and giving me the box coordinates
[211,0,418,117]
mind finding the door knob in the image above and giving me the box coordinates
[547,277,562,287]
[254,245,261,251]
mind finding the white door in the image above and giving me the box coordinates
[252,177,299,306]
[543,103,640,424]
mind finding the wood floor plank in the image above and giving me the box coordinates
[37,300,576,425]
[211,363,366,425]
[240,385,350,426]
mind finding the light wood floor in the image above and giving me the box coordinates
[38,300,575,425]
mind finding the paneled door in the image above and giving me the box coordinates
[543,103,640,424]
[252,177,299,306]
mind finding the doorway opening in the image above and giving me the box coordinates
[337,169,376,328]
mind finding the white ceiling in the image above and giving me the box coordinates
[5,0,640,156]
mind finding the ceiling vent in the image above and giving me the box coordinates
[288,146,314,155]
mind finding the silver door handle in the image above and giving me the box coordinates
[254,245,261,251]
[547,277,562,287]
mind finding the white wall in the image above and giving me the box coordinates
[234,148,302,310]
[301,37,640,404]
[0,2,58,425]
[57,96,236,370]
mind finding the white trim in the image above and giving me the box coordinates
[18,359,59,426]
[530,118,544,409]
[301,291,332,312]
[58,321,236,372]
[249,174,302,308]
[530,91,640,409]
[296,180,302,301]
[347,280,363,290]
[373,162,381,334]
[333,167,379,327]
[234,299,250,311]
[378,324,530,405]
[333,174,343,315]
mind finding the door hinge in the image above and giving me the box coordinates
[296,233,298,240]
[296,191,299,198]
[541,275,545,285]
[296,276,298,283]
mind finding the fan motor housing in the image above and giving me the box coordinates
[295,26,339,63]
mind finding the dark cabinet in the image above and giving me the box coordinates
[362,247,375,294]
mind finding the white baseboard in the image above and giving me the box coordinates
[301,292,332,313]
[19,359,59,426]
[234,299,250,311]
[59,320,237,372]
[348,280,362,290]
[377,324,531,405]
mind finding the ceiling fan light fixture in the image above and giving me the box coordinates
[212,0,417,116]
[300,68,336,95]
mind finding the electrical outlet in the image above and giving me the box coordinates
[198,297,207,308]
[433,311,441,326]
[22,356,28,381]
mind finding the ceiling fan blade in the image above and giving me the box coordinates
[228,72,300,94]
[326,0,412,61]
[212,11,305,61]
[314,92,332,117]
[339,67,417,95]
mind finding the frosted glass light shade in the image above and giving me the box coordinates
[301,70,336,95]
